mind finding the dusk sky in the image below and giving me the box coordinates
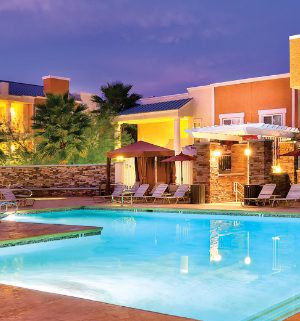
[1,0,300,97]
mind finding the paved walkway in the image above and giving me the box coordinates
[0,284,196,321]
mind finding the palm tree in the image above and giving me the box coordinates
[92,82,142,143]
[91,82,142,116]
[32,93,91,163]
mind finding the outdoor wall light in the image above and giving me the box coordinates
[213,150,221,157]
[272,165,282,173]
[244,148,251,156]
[116,156,124,162]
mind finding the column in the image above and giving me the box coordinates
[174,117,181,155]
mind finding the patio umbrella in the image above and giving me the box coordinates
[280,149,300,157]
[161,152,195,184]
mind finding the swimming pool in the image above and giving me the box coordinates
[1,208,300,321]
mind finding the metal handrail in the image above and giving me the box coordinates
[233,182,244,202]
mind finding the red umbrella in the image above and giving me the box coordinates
[161,152,196,184]
[280,150,300,157]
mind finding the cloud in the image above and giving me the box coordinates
[0,0,52,12]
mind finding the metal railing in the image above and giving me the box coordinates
[219,155,232,172]
[233,182,244,202]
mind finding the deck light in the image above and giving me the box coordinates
[244,256,251,265]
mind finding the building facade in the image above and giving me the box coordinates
[0,75,96,134]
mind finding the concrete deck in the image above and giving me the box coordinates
[0,220,101,247]
[0,284,197,321]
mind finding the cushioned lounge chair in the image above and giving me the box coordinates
[271,184,300,207]
[0,188,34,207]
[243,184,276,206]
[157,184,190,204]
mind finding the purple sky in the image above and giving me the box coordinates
[1,0,299,97]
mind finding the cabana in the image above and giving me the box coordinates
[106,141,175,193]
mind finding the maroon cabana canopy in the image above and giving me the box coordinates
[106,141,175,193]
[161,152,195,184]
[107,141,174,158]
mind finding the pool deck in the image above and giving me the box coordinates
[0,284,197,321]
[2,196,300,321]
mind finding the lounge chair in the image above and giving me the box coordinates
[157,184,190,204]
[243,184,276,206]
[128,182,140,193]
[271,184,300,207]
[144,184,168,203]
[122,184,149,203]
[110,185,126,202]
[0,188,34,207]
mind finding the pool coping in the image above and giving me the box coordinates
[15,205,300,219]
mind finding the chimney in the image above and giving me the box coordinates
[0,82,9,96]
[42,75,70,95]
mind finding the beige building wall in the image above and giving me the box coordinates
[290,35,300,89]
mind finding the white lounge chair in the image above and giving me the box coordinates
[157,184,190,204]
[243,184,276,206]
[271,184,300,207]
[0,188,34,207]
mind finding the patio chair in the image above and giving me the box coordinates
[128,182,140,193]
[110,184,126,202]
[271,184,300,207]
[242,184,276,206]
[122,184,149,203]
[157,184,190,204]
[0,188,34,207]
[144,184,168,203]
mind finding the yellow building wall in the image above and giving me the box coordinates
[137,118,193,150]
[290,36,300,89]
[0,101,6,121]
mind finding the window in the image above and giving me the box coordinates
[258,108,286,126]
[222,118,242,125]
[193,119,202,143]
[219,112,244,125]
[262,114,282,126]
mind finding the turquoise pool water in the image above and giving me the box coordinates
[1,209,300,321]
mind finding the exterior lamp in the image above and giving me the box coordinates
[272,165,282,174]
[213,150,221,157]
[244,148,251,156]
[116,156,124,162]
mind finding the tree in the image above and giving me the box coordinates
[91,82,142,116]
[91,82,141,143]
[32,93,91,163]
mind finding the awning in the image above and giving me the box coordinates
[186,123,299,141]
[107,141,174,158]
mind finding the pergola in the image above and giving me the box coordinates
[186,123,299,141]
[106,141,175,193]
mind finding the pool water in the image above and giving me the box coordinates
[1,209,300,321]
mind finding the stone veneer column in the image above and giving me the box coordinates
[193,142,211,202]
[248,140,273,185]
[279,141,297,183]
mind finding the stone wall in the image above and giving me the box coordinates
[279,141,297,183]
[193,140,273,203]
[0,164,114,196]
[249,140,273,185]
